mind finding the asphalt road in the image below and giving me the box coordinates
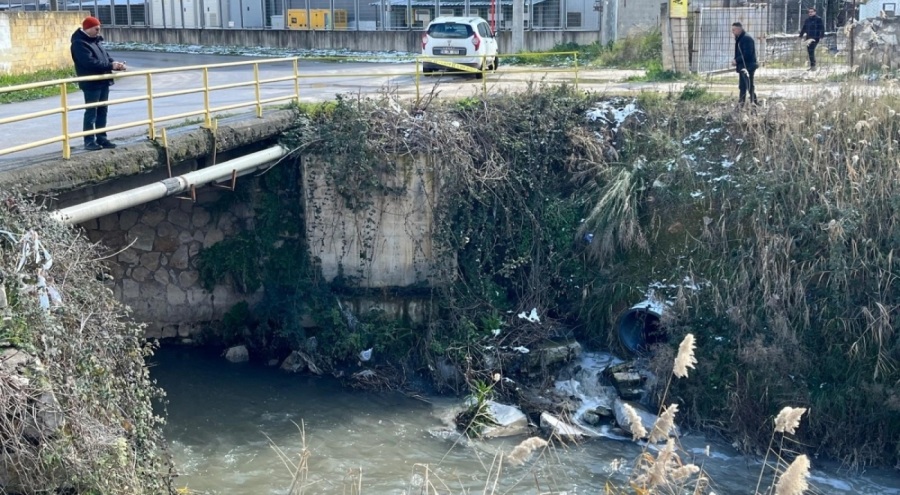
[0,50,886,166]
[0,51,438,165]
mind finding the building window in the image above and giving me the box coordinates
[566,12,581,27]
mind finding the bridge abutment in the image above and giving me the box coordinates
[81,188,258,340]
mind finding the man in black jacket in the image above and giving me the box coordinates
[799,8,825,70]
[731,22,758,106]
[70,16,127,151]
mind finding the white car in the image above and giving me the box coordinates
[421,16,500,75]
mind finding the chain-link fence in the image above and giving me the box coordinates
[661,0,892,77]
[660,2,899,105]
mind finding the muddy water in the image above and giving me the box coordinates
[152,348,900,494]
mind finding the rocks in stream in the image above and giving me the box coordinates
[481,401,529,438]
[604,362,647,400]
[612,398,678,441]
[581,406,615,426]
[224,345,249,363]
[527,340,582,370]
[539,412,598,440]
[279,350,322,374]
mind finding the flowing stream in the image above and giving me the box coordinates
[152,347,900,494]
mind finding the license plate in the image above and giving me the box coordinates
[435,48,464,55]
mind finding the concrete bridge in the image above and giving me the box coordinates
[2,48,875,339]
[0,53,451,339]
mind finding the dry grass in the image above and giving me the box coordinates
[0,195,172,494]
[602,89,900,469]
[578,167,648,263]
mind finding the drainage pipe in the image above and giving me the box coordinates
[617,299,666,354]
[51,145,289,225]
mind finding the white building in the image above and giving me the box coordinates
[859,0,896,19]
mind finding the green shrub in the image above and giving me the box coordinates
[0,68,77,104]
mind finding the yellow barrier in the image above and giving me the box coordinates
[0,57,301,160]
[0,52,580,161]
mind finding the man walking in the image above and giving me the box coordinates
[799,8,825,70]
[731,22,758,107]
[70,16,127,151]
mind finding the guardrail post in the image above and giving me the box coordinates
[481,55,487,95]
[293,58,300,105]
[574,52,580,90]
[415,58,421,102]
[202,67,212,127]
[61,82,70,160]
[254,63,262,118]
[146,73,156,140]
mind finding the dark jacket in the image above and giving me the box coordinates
[70,28,115,90]
[734,31,758,72]
[800,15,825,42]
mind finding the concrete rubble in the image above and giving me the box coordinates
[481,401,529,438]
[838,17,900,69]
[604,362,647,400]
[613,398,660,439]
[539,411,599,440]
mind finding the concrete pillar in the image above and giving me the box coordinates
[512,0,524,52]
[661,1,690,73]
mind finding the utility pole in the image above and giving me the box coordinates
[512,0,524,52]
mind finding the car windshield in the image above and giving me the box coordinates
[427,22,473,39]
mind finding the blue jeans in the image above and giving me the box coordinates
[82,86,110,144]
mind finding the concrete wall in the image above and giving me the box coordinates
[0,11,86,75]
[304,155,439,288]
[766,32,838,62]
[101,26,602,52]
[72,152,443,339]
[616,0,662,41]
[860,0,897,20]
[81,187,259,340]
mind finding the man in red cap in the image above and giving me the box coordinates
[70,16,127,151]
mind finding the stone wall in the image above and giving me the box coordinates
[0,11,86,75]
[70,152,445,339]
[766,32,838,63]
[81,189,257,340]
[839,17,900,70]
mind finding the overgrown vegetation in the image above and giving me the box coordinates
[505,30,663,69]
[196,86,899,469]
[588,91,900,469]
[0,68,78,104]
[0,196,173,493]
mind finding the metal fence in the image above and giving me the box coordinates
[657,1,900,106]
[662,1,872,76]
[1,0,597,30]
[0,53,580,160]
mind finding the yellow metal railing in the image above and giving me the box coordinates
[0,57,302,160]
[0,52,580,160]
